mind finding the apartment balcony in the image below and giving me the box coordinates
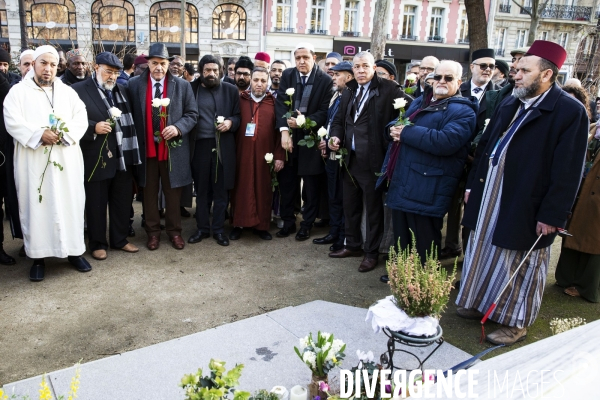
[273,27,294,33]
[495,49,505,57]
[308,29,328,35]
[341,31,360,37]
[400,34,417,41]
[458,38,469,45]
[521,5,592,21]
[427,36,444,43]
[499,4,511,13]
[520,6,532,15]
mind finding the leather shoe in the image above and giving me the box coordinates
[313,219,329,228]
[329,242,344,252]
[276,225,296,238]
[147,235,160,250]
[68,256,92,272]
[0,248,16,265]
[486,326,527,346]
[440,247,462,259]
[313,234,338,245]
[380,274,389,283]
[329,247,363,258]
[214,233,229,246]
[456,307,484,320]
[253,229,272,240]
[180,207,191,217]
[29,261,45,282]
[295,228,311,241]
[358,256,378,272]
[119,243,139,253]
[229,227,243,240]
[188,230,210,244]
[170,235,185,250]
[128,225,136,237]
[91,249,107,260]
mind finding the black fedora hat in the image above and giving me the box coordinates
[145,43,174,61]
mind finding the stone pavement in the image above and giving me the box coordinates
[3,301,471,399]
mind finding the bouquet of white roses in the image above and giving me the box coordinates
[294,331,346,376]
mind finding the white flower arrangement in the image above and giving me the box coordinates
[549,317,586,336]
[294,331,346,376]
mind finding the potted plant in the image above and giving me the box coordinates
[180,359,251,400]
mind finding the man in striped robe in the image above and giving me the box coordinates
[456,41,589,345]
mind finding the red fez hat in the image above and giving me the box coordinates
[255,52,271,63]
[525,40,567,69]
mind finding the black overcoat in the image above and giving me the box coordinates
[460,80,498,136]
[463,83,589,250]
[329,75,412,174]
[275,65,333,176]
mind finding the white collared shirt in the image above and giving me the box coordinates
[351,80,372,150]
[470,80,486,102]
[151,76,166,98]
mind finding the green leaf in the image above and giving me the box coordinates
[306,140,315,148]
[309,120,317,128]
[282,112,292,119]
[297,139,307,146]
[63,128,69,133]
[233,391,252,400]
[39,194,42,203]
[374,172,384,176]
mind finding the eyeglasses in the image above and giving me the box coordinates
[236,72,251,77]
[472,63,494,70]
[433,74,455,82]
[419,66,435,72]
[376,71,389,77]
[100,66,121,76]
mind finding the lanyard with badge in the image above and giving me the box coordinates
[245,99,261,137]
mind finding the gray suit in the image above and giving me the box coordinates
[127,69,198,188]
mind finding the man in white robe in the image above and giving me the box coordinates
[3,45,91,282]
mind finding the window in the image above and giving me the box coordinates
[458,10,468,44]
[26,0,77,41]
[310,0,326,33]
[212,3,246,40]
[0,0,7,39]
[538,31,548,40]
[495,28,506,56]
[91,0,135,43]
[499,0,511,13]
[429,8,444,41]
[558,32,568,48]
[402,5,416,39]
[516,29,528,47]
[276,0,292,32]
[344,1,359,33]
[150,2,198,44]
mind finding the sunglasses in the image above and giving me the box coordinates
[433,74,455,82]
[472,63,494,70]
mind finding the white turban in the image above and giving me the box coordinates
[20,49,34,61]
[294,42,315,53]
[32,45,59,61]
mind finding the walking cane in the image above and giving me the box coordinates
[479,233,544,343]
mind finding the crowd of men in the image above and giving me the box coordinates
[0,38,593,346]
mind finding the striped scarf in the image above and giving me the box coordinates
[93,73,141,170]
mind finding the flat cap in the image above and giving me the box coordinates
[96,52,123,69]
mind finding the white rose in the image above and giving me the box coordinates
[217,116,225,124]
[317,127,328,138]
[109,107,122,119]
[285,88,295,96]
[406,73,417,82]
[296,114,306,127]
[265,153,274,163]
[393,98,407,110]
[152,98,162,108]
[161,98,171,107]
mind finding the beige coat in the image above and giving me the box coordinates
[564,123,600,254]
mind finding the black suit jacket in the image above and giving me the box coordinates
[463,83,589,250]
[460,80,498,138]
[72,77,128,182]
[330,76,413,174]
[275,65,333,176]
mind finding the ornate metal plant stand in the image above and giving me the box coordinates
[380,326,444,372]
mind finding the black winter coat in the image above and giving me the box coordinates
[463,83,589,250]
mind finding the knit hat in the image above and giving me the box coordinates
[495,60,509,76]
[235,56,254,71]
[33,45,59,61]
[0,49,11,64]
[326,52,343,62]
[375,59,397,77]
[20,49,34,61]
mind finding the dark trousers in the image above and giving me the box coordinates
[278,161,320,230]
[444,185,464,251]
[85,169,133,251]
[325,157,344,238]
[392,210,443,263]
[144,157,183,238]
[343,154,383,257]
[193,139,227,234]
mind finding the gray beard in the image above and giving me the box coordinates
[102,81,115,91]
[513,75,541,99]
[36,77,52,87]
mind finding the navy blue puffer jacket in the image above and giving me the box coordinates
[378,91,478,218]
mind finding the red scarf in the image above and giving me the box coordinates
[145,76,169,161]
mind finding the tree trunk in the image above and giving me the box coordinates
[464,0,488,55]
[370,0,389,60]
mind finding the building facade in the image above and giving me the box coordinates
[489,0,600,83]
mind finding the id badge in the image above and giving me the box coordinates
[245,123,256,137]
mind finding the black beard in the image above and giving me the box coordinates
[202,75,220,88]
[271,77,280,85]
[236,79,248,89]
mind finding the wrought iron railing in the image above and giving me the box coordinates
[308,29,328,35]
[273,27,294,33]
[341,31,360,37]
[521,5,591,21]
[401,34,416,40]
[458,38,469,44]
[499,4,511,13]
[427,36,444,43]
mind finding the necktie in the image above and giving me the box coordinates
[473,87,483,94]
[105,89,114,107]
[301,75,307,86]
[351,86,364,116]
[152,82,161,137]
[492,104,526,166]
